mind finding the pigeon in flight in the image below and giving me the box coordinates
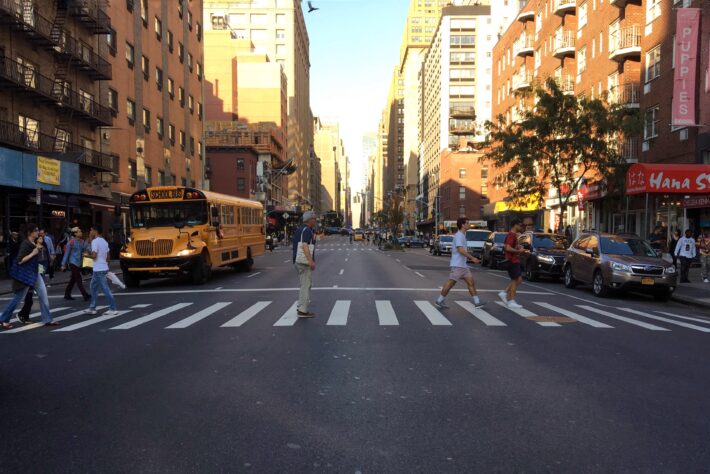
[307,1,319,13]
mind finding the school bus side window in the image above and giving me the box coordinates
[220,205,234,225]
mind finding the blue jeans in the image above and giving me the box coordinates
[90,271,116,311]
[0,275,52,323]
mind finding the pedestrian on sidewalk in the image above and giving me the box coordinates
[16,232,52,324]
[4,231,19,277]
[61,227,90,301]
[85,225,118,316]
[696,227,710,283]
[498,218,528,309]
[435,217,483,309]
[675,229,697,283]
[0,224,58,329]
[293,211,317,318]
[669,230,681,269]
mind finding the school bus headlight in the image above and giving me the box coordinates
[120,251,133,258]
[176,248,196,257]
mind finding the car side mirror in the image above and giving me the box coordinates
[585,247,595,256]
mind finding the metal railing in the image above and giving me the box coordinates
[449,105,475,118]
[609,83,640,105]
[512,72,533,90]
[609,26,641,55]
[513,34,534,56]
[554,30,575,53]
[0,56,112,125]
[67,0,111,33]
[554,0,576,11]
[554,75,575,94]
[619,137,640,162]
[0,119,115,171]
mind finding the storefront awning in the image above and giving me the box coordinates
[493,195,540,214]
[626,163,710,195]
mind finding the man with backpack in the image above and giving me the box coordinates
[60,227,90,301]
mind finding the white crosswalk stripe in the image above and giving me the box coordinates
[327,300,350,326]
[494,301,561,327]
[655,311,710,325]
[166,302,232,329]
[376,300,399,326]
[131,304,151,309]
[273,302,299,326]
[54,310,133,332]
[110,303,193,330]
[534,302,613,328]
[576,305,670,331]
[617,307,710,333]
[414,301,452,326]
[3,307,107,333]
[222,301,271,327]
[12,307,70,323]
[457,301,506,326]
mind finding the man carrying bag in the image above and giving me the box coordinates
[292,211,318,318]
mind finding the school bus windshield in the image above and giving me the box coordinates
[130,201,208,228]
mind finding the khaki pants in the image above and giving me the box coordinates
[701,254,710,279]
[295,263,312,312]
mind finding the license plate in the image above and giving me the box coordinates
[641,278,655,285]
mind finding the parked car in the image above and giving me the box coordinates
[563,232,677,301]
[324,227,341,235]
[398,236,410,247]
[519,232,568,281]
[408,237,426,248]
[481,232,508,269]
[430,235,454,255]
[466,229,491,259]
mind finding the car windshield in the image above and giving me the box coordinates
[130,201,208,228]
[466,230,490,241]
[533,234,567,249]
[600,236,657,257]
[494,233,506,243]
[440,236,454,242]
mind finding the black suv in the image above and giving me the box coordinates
[519,232,568,281]
[481,232,507,269]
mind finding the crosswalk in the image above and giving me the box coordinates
[3,298,710,335]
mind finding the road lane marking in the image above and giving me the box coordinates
[339,269,344,275]
[166,302,232,329]
[402,265,411,270]
[576,305,670,331]
[110,303,193,330]
[376,301,399,326]
[617,308,710,332]
[655,311,710,325]
[414,301,452,326]
[327,300,350,326]
[396,259,401,262]
[3,307,107,334]
[54,310,133,332]
[52,288,554,297]
[456,301,507,326]
[415,272,425,278]
[274,302,300,326]
[494,301,561,327]
[246,272,262,279]
[222,301,271,327]
[345,258,348,262]
[283,259,290,263]
[533,302,613,328]
[131,304,151,308]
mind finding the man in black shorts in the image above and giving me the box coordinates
[498,218,528,309]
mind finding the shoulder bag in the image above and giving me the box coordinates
[9,255,38,287]
[295,227,314,265]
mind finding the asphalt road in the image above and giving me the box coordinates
[2,234,710,472]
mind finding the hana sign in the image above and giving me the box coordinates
[36,156,61,185]
[672,8,700,127]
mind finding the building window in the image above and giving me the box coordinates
[276,29,286,40]
[156,116,164,138]
[178,42,184,63]
[237,178,246,192]
[167,78,174,98]
[187,53,193,72]
[154,17,162,40]
[459,206,466,218]
[189,136,195,156]
[644,105,660,140]
[645,45,661,82]
[177,0,183,18]
[450,68,475,79]
[187,10,192,30]
[196,22,202,42]
[18,114,39,148]
[251,13,267,24]
[168,124,175,145]
[179,130,186,150]
[155,67,163,90]
[126,0,133,12]
[481,166,488,197]
[647,0,661,23]
[128,160,137,185]
[140,0,147,26]
[188,95,194,113]
[459,168,466,179]
[275,44,285,56]
[126,99,136,122]
[107,29,117,56]
[159,170,166,186]
[125,42,134,68]
[168,31,174,53]
[197,102,203,121]
[450,52,475,63]
[107,88,118,112]
[196,62,202,81]
[145,166,152,187]
[578,2,587,28]
[142,108,150,131]
[276,13,285,25]
[178,87,185,106]
[459,186,466,200]
[451,35,475,47]
[141,55,149,80]
[237,159,245,170]
[181,177,187,187]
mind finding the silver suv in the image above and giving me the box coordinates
[564,232,678,301]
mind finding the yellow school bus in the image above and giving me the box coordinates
[119,186,265,287]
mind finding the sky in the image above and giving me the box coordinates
[305,0,410,194]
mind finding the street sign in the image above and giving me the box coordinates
[282,212,290,220]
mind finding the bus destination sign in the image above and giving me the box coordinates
[149,188,184,201]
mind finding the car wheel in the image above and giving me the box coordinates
[191,254,210,285]
[653,289,672,302]
[592,270,609,297]
[524,264,538,282]
[564,265,577,289]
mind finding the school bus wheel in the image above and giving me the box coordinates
[191,253,211,285]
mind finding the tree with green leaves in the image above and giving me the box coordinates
[483,78,641,228]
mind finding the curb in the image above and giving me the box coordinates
[670,293,710,310]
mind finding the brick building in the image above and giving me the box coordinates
[438,150,486,223]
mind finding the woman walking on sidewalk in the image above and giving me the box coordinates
[0,224,58,329]
[60,227,90,301]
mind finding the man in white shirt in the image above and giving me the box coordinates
[86,225,117,315]
[674,229,697,283]
[435,217,484,309]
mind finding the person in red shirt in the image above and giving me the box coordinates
[498,218,528,309]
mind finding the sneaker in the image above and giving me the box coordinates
[434,300,449,309]
[507,300,523,309]
[105,310,119,316]
[498,291,508,304]
[472,299,486,309]
[297,311,315,318]
[84,308,98,315]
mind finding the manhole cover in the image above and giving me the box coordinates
[527,316,577,323]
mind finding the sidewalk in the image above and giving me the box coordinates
[0,261,123,296]
[672,266,710,309]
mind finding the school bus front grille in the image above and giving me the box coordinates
[135,240,174,256]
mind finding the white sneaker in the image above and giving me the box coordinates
[105,310,119,316]
[498,291,508,303]
[85,308,97,315]
[507,300,523,309]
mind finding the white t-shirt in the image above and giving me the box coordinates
[91,236,110,272]
[450,230,468,268]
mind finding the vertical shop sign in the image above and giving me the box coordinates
[672,8,700,126]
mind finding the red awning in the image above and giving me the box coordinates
[626,163,710,195]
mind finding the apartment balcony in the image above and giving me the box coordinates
[0,0,111,79]
[0,119,114,171]
[449,119,475,135]
[619,137,640,163]
[609,26,641,62]
[67,0,111,34]
[610,0,642,8]
[554,75,575,95]
[512,72,533,91]
[449,105,476,119]
[553,31,575,58]
[514,35,534,57]
[517,10,535,22]
[0,57,112,126]
[554,0,576,16]
[609,83,640,108]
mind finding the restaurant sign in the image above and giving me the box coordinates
[626,163,710,195]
